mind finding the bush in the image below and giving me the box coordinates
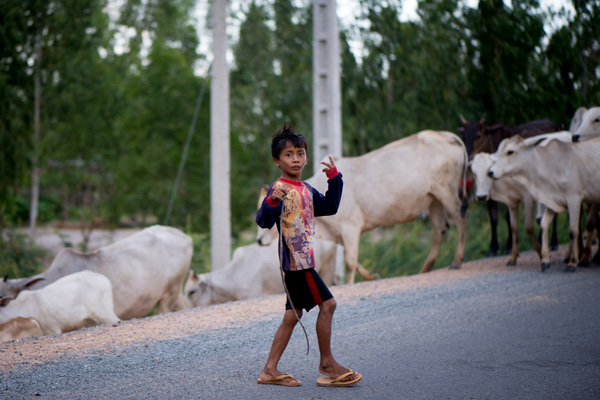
[0,230,48,279]
[8,195,62,225]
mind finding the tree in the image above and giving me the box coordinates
[464,0,546,124]
[0,0,112,234]
[0,1,32,226]
[538,0,600,122]
[227,0,315,237]
[110,0,206,231]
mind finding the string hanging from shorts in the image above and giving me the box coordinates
[278,195,310,355]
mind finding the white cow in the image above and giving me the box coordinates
[572,107,600,142]
[470,153,541,265]
[257,130,469,283]
[526,132,598,266]
[488,136,600,271]
[184,238,337,307]
[0,225,192,320]
[0,317,42,342]
[0,271,120,336]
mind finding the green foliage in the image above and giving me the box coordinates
[187,232,212,274]
[0,230,48,279]
[356,201,573,280]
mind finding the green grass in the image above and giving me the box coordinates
[355,201,573,281]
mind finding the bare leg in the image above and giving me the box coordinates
[259,308,302,385]
[316,298,361,382]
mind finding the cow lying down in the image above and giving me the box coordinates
[185,238,337,307]
[0,271,120,338]
[0,225,192,320]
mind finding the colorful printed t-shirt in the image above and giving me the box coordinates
[255,170,343,272]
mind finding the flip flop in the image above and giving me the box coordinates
[317,369,362,387]
[257,374,301,387]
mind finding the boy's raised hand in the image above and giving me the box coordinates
[321,156,336,174]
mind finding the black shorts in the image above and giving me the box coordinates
[284,268,333,312]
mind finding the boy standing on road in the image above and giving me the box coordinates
[255,124,362,387]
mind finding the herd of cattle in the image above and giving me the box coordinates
[1,107,599,342]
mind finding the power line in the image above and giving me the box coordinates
[164,64,211,226]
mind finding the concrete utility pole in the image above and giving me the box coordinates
[312,0,342,173]
[313,0,345,284]
[210,0,231,270]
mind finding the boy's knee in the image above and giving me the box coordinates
[321,298,337,314]
[284,309,302,324]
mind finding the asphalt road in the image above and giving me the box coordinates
[2,248,599,400]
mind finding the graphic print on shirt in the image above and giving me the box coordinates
[276,180,316,271]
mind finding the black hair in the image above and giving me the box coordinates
[271,124,308,159]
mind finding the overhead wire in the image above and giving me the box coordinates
[164,63,212,225]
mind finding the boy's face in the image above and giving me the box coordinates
[274,140,308,181]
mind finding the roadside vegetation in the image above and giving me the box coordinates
[1,0,598,280]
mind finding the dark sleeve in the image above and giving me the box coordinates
[255,184,282,229]
[309,173,343,217]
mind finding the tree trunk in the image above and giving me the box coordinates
[29,21,43,236]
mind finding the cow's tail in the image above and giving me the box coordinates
[447,131,470,218]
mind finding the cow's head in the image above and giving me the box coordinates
[572,107,600,143]
[0,276,45,307]
[458,114,486,157]
[184,269,234,307]
[469,153,494,202]
[487,136,526,180]
[184,270,211,308]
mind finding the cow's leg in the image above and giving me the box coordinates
[593,212,600,265]
[579,204,599,267]
[565,201,582,272]
[550,215,559,251]
[487,200,499,257]
[341,229,377,284]
[156,285,189,315]
[420,200,447,273]
[452,208,468,269]
[504,208,513,255]
[523,198,541,258]
[506,203,520,266]
[539,208,556,272]
[441,193,468,270]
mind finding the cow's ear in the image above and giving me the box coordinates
[187,269,199,281]
[531,137,547,147]
[20,277,45,291]
[0,297,12,307]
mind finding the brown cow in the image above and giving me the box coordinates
[458,115,561,157]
